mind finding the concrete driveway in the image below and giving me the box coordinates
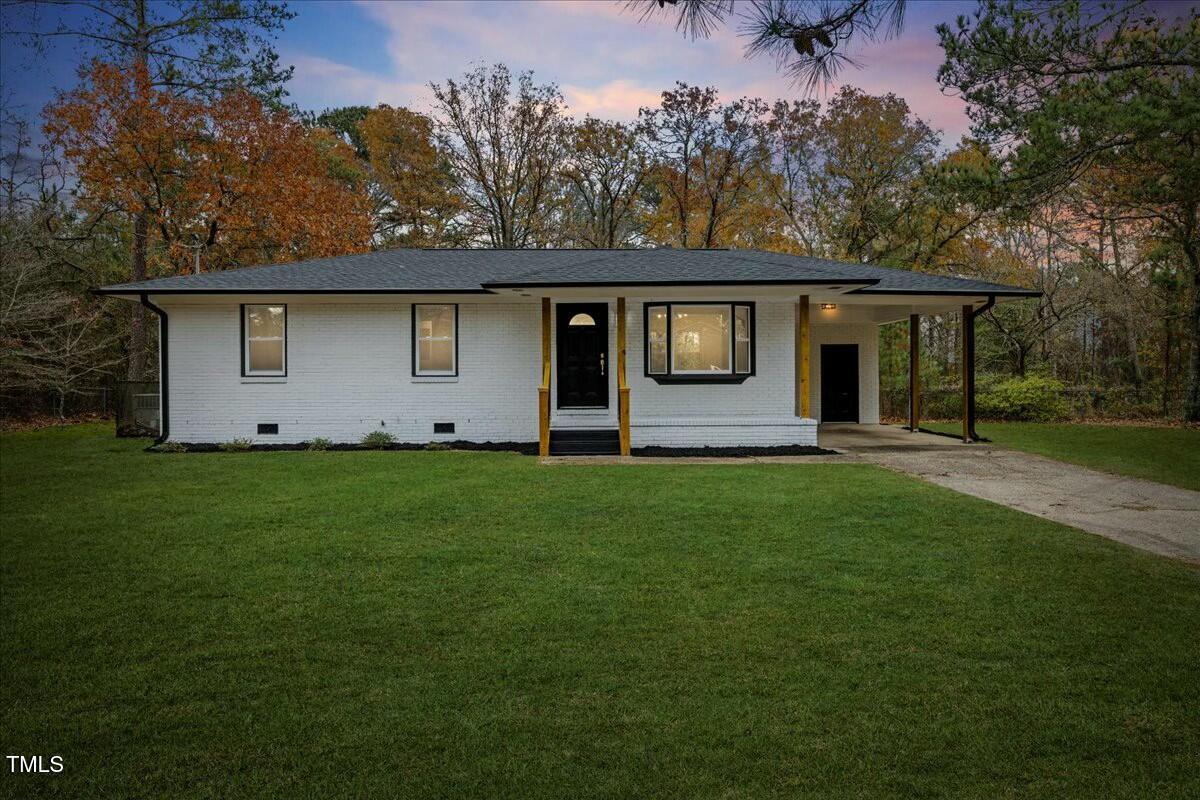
[820,424,1200,563]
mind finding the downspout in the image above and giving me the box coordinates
[966,295,996,442]
[139,293,169,444]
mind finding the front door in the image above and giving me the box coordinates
[556,303,609,408]
[820,344,859,422]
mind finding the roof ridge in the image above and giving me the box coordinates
[487,248,659,283]
[721,250,875,283]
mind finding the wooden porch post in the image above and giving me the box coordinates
[796,296,811,417]
[539,297,551,457]
[961,304,973,443]
[616,297,630,456]
[909,313,920,432]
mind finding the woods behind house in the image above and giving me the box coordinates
[2,0,1197,422]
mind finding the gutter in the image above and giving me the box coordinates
[846,287,1041,298]
[480,278,879,289]
[139,294,169,445]
[94,287,493,296]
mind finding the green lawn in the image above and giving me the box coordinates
[924,421,1200,491]
[2,424,1198,799]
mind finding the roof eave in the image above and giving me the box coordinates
[480,278,880,289]
[92,287,496,297]
[848,287,1041,298]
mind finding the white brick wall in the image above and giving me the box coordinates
[160,298,877,446]
[809,322,881,424]
[166,301,540,444]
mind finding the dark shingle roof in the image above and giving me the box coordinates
[96,248,1039,297]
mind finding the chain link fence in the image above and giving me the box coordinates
[1,386,114,423]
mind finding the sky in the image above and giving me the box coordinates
[1,0,979,144]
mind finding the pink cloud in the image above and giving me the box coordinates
[563,79,663,120]
[283,0,972,143]
[287,53,429,110]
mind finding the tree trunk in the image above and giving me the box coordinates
[1126,303,1143,385]
[1161,315,1172,417]
[127,0,152,382]
[1184,239,1200,422]
[126,211,149,380]
[1111,224,1143,384]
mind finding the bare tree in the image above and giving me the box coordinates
[559,118,651,248]
[1,215,122,417]
[429,64,570,248]
[639,84,769,248]
[762,99,825,254]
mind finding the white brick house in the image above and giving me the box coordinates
[97,248,1037,454]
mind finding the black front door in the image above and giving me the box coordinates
[820,344,859,422]
[557,303,608,408]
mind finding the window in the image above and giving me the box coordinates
[568,312,596,327]
[413,304,457,375]
[644,302,753,382]
[647,306,668,374]
[243,305,286,376]
[735,305,751,374]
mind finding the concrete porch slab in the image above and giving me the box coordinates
[818,423,975,451]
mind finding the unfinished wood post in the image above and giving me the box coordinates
[616,297,630,456]
[539,297,551,457]
[909,313,920,432]
[797,296,811,417]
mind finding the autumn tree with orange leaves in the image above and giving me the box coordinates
[45,61,372,373]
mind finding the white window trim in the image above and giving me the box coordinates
[735,306,752,374]
[243,304,286,377]
[414,304,457,376]
[647,305,668,375]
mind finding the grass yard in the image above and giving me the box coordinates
[924,421,1200,491]
[2,424,1198,799]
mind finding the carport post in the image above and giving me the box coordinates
[961,297,995,443]
[909,314,919,432]
[961,305,973,442]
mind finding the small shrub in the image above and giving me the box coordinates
[360,430,395,450]
[152,441,187,453]
[978,375,1071,422]
[307,437,333,452]
[425,441,450,451]
[219,437,254,452]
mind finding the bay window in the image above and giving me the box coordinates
[644,302,754,383]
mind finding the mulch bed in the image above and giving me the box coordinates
[148,441,540,455]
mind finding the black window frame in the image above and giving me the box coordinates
[240,303,288,377]
[411,303,459,377]
[643,301,755,384]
